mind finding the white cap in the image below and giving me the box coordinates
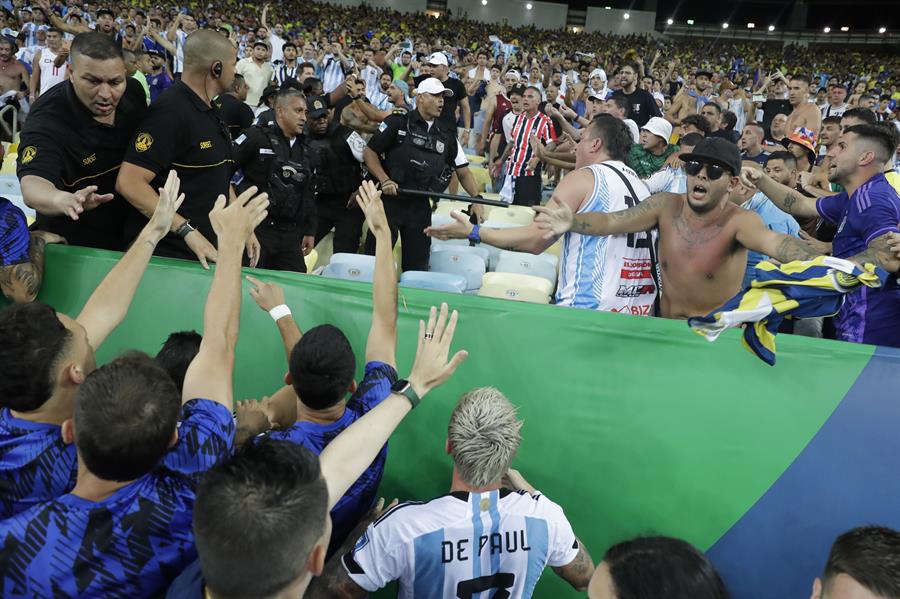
[590,68,607,82]
[641,116,673,143]
[505,69,521,80]
[426,52,449,67]
[588,90,607,101]
[416,77,454,97]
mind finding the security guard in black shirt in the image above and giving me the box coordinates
[17,32,147,250]
[214,73,255,140]
[364,77,481,272]
[232,88,316,272]
[118,30,238,268]
[305,95,367,254]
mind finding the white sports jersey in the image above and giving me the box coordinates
[556,161,658,315]
[644,166,687,195]
[343,489,579,599]
[37,48,67,95]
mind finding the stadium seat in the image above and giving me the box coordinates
[429,248,487,292]
[465,154,486,165]
[322,253,376,283]
[495,251,559,287]
[433,200,492,220]
[482,192,504,202]
[431,242,489,265]
[468,167,492,193]
[400,271,467,294]
[478,272,553,304]
[485,205,535,226]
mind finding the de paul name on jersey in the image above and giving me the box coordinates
[441,529,532,563]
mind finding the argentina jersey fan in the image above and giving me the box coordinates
[341,489,580,599]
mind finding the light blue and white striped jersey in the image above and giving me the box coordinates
[644,166,687,195]
[342,489,579,599]
[556,161,657,315]
[360,64,383,100]
[320,54,351,94]
[163,29,188,74]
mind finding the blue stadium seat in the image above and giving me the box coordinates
[322,253,376,283]
[494,250,559,287]
[429,249,487,292]
[400,271,467,294]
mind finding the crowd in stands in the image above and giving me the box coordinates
[1,0,900,597]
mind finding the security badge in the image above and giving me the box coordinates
[20,146,36,164]
[135,133,153,152]
[313,99,324,110]
[436,141,445,153]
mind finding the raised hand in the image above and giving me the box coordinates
[739,165,762,190]
[209,186,269,245]
[424,209,473,240]
[407,303,468,397]
[246,274,285,312]
[533,196,574,239]
[59,185,114,221]
[355,180,389,237]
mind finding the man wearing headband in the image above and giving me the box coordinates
[533,138,830,319]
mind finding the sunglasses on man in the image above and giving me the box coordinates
[683,160,732,181]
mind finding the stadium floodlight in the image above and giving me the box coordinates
[481,0,487,5]
[605,6,611,9]
[623,13,630,19]
[526,2,532,9]
[768,25,775,32]
[722,22,729,29]
[747,23,755,29]
[687,19,694,25]
[840,26,849,31]
[666,18,674,25]
[879,27,887,33]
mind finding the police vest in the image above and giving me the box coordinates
[306,124,362,196]
[383,113,456,193]
[261,125,313,222]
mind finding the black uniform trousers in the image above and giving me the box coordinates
[364,194,432,272]
[315,192,365,255]
[513,173,543,207]
[256,220,307,273]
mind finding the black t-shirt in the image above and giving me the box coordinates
[610,88,662,128]
[761,99,792,131]
[214,93,254,140]
[17,78,147,250]
[122,81,233,259]
[413,75,468,130]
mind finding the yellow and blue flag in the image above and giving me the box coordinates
[688,256,888,365]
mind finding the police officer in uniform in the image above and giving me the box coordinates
[17,32,147,250]
[232,88,316,272]
[364,77,482,271]
[305,95,368,254]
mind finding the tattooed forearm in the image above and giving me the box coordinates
[0,235,46,303]
[782,191,797,214]
[772,235,820,263]
[552,538,595,591]
[850,234,900,273]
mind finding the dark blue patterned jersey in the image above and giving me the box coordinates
[0,409,78,519]
[0,198,29,267]
[0,399,234,599]
[265,361,397,555]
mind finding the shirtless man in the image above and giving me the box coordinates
[0,38,27,98]
[785,74,821,136]
[532,137,827,319]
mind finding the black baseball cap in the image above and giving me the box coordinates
[679,137,741,176]
[96,7,115,17]
[307,96,329,119]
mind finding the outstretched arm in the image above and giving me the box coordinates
[247,275,303,362]
[534,191,668,239]
[356,181,398,367]
[735,211,819,263]
[850,233,900,273]
[76,171,184,349]
[180,187,269,409]
[740,167,819,219]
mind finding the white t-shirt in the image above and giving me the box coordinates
[623,119,640,144]
[343,489,579,599]
[557,161,658,314]
[467,66,491,82]
[268,33,285,63]
[502,111,519,144]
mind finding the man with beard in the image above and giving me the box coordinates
[17,32,147,249]
[611,60,661,127]
[532,137,830,319]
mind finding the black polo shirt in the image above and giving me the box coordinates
[213,92,254,140]
[413,74,468,130]
[610,88,662,128]
[123,80,233,259]
[16,78,147,250]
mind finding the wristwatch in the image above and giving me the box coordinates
[390,379,420,409]
[174,220,195,239]
[467,224,482,245]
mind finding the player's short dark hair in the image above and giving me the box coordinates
[721,110,737,130]
[46,26,62,35]
[195,438,328,598]
[155,331,202,395]
[822,526,900,596]
[822,115,842,127]
[289,324,356,410]
[791,73,811,86]
[75,352,180,481]
[618,60,639,74]
[604,536,730,599]
[508,84,526,98]
[859,94,876,104]
[701,101,722,114]
[231,73,246,91]
[0,303,72,412]
[873,121,900,152]
[681,114,711,136]
[679,132,704,148]
[744,122,765,136]
[282,42,297,51]
[524,85,542,97]
[587,114,633,162]
[845,124,897,163]
[766,150,797,169]
[71,31,123,61]
[606,94,629,113]
[842,107,877,125]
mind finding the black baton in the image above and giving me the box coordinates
[396,188,510,208]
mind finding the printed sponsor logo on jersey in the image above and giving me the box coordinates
[135,133,153,152]
[82,153,96,166]
[20,146,36,164]
[354,530,370,553]
[199,140,212,149]
[616,284,656,298]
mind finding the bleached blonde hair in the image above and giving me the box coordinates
[448,387,522,488]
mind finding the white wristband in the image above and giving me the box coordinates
[268,304,291,322]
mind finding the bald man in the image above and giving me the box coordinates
[118,30,239,267]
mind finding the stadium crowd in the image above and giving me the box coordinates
[1,0,900,597]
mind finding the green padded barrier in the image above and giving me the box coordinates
[36,245,872,597]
